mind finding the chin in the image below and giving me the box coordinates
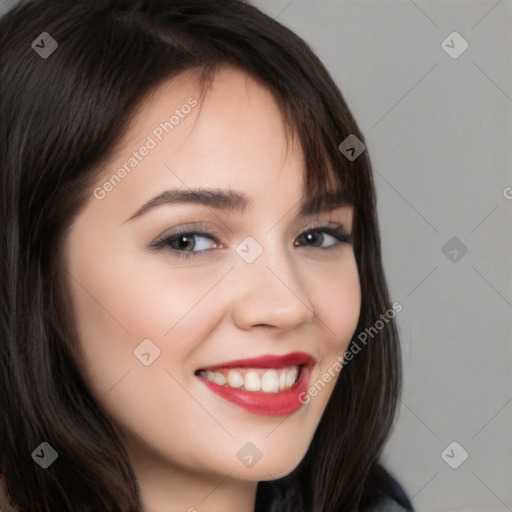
[230,443,309,482]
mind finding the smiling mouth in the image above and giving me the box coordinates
[194,352,316,416]
[195,365,302,393]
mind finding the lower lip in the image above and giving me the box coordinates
[196,366,312,416]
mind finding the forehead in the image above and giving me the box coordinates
[121,65,294,155]
[89,65,347,221]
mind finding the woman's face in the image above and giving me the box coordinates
[65,66,360,506]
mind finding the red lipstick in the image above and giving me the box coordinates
[195,352,316,416]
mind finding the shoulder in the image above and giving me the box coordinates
[366,495,412,512]
[359,463,414,512]
[255,463,414,512]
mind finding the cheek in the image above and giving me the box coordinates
[304,255,360,408]
[309,255,361,351]
[66,242,234,395]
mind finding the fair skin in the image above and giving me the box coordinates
[64,66,361,512]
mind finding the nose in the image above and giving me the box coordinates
[230,240,314,330]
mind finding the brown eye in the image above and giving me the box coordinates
[150,230,220,259]
[295,226,353,249]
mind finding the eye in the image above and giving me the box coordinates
[150,222,352,259]
[295,225,353,249]
[150,230,220,259]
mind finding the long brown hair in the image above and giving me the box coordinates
[0,1,407,510]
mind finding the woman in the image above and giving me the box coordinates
[0,0,414,510]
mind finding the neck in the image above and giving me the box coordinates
[130,451,258,512]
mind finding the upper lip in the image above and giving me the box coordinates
[197,351,317,371]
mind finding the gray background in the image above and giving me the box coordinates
[248,1,512,510]
[2,0,510,510]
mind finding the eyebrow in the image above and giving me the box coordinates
[124,187,352,223]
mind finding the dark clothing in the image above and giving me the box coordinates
[255,464,414,512]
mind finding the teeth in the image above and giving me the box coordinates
[244,371,261,391]
[212,372,226,386]
[286,367,298,388]
[278,372,286,391]
[261,370,279,393]
[227,369,243,388]
[201,366,301,393]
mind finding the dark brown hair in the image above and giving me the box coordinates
[0,1,412,510]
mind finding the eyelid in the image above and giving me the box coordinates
[150,222,222,248]
[299,220,350,234]
[297,220,353,243]
[149,219,352,255]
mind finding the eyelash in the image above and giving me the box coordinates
[150,223,353,260]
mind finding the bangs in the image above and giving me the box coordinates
[193,62,360,214]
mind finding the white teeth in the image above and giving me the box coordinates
[244,371,261,391]
[278,371,287,391]
[201,366,301,392]
[212,372,226,385]
[261,370,279,393]
[285,367,298,388]
[227,369,243,388]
